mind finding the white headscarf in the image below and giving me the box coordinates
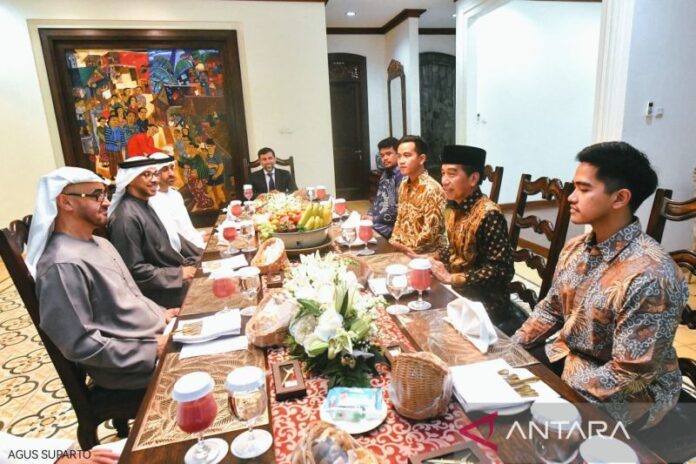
[26,167,108,278]
[106,155,174,217]
[148,153,182,252]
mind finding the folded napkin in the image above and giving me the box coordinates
[173,309,241,344]
[201,254,248,274]
[342,211,361,228]
[451,358,560,413]
[445,297,498,353]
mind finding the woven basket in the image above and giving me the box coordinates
[289,421,379,464]
[246,290,297,347]
[390,351,452,420]
[340,253,371,284]
[251,237,289,274]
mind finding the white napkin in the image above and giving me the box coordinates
[201,254,248,274]
[445,297,498,353]
[180,335,249,359]
[173,310,241,344]
[342,211,361,228]
[451,358,560,412]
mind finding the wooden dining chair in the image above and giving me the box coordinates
[482,165,504,203]
[508,174,574,309]
[243,155,296,185]
[0,216,143,449]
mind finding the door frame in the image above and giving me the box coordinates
[328,52,371,200]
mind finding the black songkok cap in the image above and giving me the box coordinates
[441,145,486,171]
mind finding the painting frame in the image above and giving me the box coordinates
[39,28,249,225]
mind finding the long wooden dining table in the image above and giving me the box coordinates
[118,217,665,463]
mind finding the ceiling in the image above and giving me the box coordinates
[325,0,457,29]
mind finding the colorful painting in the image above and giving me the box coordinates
[64,46,234,213]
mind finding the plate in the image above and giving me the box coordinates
[172,329,240,344]
[284,236,334,257]
[481,402,531,416]
[319,405,387,435]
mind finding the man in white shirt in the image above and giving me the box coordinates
[148,153,208,250]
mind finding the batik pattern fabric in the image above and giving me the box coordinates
[444,188,514,315]
[389,172,447,255]
[367,166,404,239]
[512,220,688,428]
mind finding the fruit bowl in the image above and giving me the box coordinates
[272,225,330,249]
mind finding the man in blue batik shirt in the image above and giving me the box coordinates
[365,137,404,238]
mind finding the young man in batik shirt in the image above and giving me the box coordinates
[389,136,447,256]
[428,145,519,334]
[365,137,403,239]
[512,142,688,429]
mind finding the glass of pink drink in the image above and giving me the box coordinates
[357,220,375,256]
[408,258,432,311]
[173,372,227,464]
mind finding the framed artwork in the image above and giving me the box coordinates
[39,29,249,224]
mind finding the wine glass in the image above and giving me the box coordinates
[334,198,346,218]
[173,372,227,464]
[340,223,357,254]
[238,266,261,315]
[407,258,432,311]
[307,186,316,202]
[220,223,239,256]
[210,269,238,312]
[243,184,253,202]
[385,264,409,315]
[243,201,256,218]
[228,200,243,219]
[356,219,375,256]
[316,185,326,200]
[226,366,272,459]
[240,220,257,253]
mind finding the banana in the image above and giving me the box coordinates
[298,207,312,228]
[322,206,332,226]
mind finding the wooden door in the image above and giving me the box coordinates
[420,52,456,181]
[329,53,370,200]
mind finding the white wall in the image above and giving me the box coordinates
[0,0,334,225]
[419,35,456,56]
[385,18,421,135]
[621,0,696,252]
[467,0,601,204]
[327,34,388,169]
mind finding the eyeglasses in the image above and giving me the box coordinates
[63,190,112,204]
[140,171,160,180]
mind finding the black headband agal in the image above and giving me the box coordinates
[118,155,175,169]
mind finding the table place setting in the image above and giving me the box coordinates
[172,309,242,344]
[200,254,248,274]
[451,358,560,415]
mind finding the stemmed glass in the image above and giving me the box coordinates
[243,184,253,202]
[211,269,238,312]
[316,185,326,201]
[226,366,272,459]
[240,220,257,253]
[228,200,243,220]
[173,372,227,464]
[238,266,261,316]
[340,223,357,254]
[334,198,346,224]
[407,258,432,311]
[220,223,239,256]
[385,264,409,315]
[357,219,375,256]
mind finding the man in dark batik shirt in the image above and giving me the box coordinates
[429,145,519,334]
[366,137,404,238]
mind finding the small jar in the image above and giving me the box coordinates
[530,400,583,464]
[578,436,638,464]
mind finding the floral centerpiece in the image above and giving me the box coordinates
[285,252,385,387]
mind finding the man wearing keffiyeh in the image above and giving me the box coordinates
[428,145,519,335]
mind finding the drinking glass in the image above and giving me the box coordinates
[316,185,326,200]
[238,266,261,312]
[220,224,239,256]
[210,269,238,312]
[229,200,243,219]
[243,184,253,201]
[407,258,432,311]
[226,366,272,459]
[243,201,256,217]
[357,219,375,256]
[334,198,346,219]
[173,372,227,464]
[340,223,357,253]
[307,186,316,202]
[240,220,257,253]
[385,264,409,315]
